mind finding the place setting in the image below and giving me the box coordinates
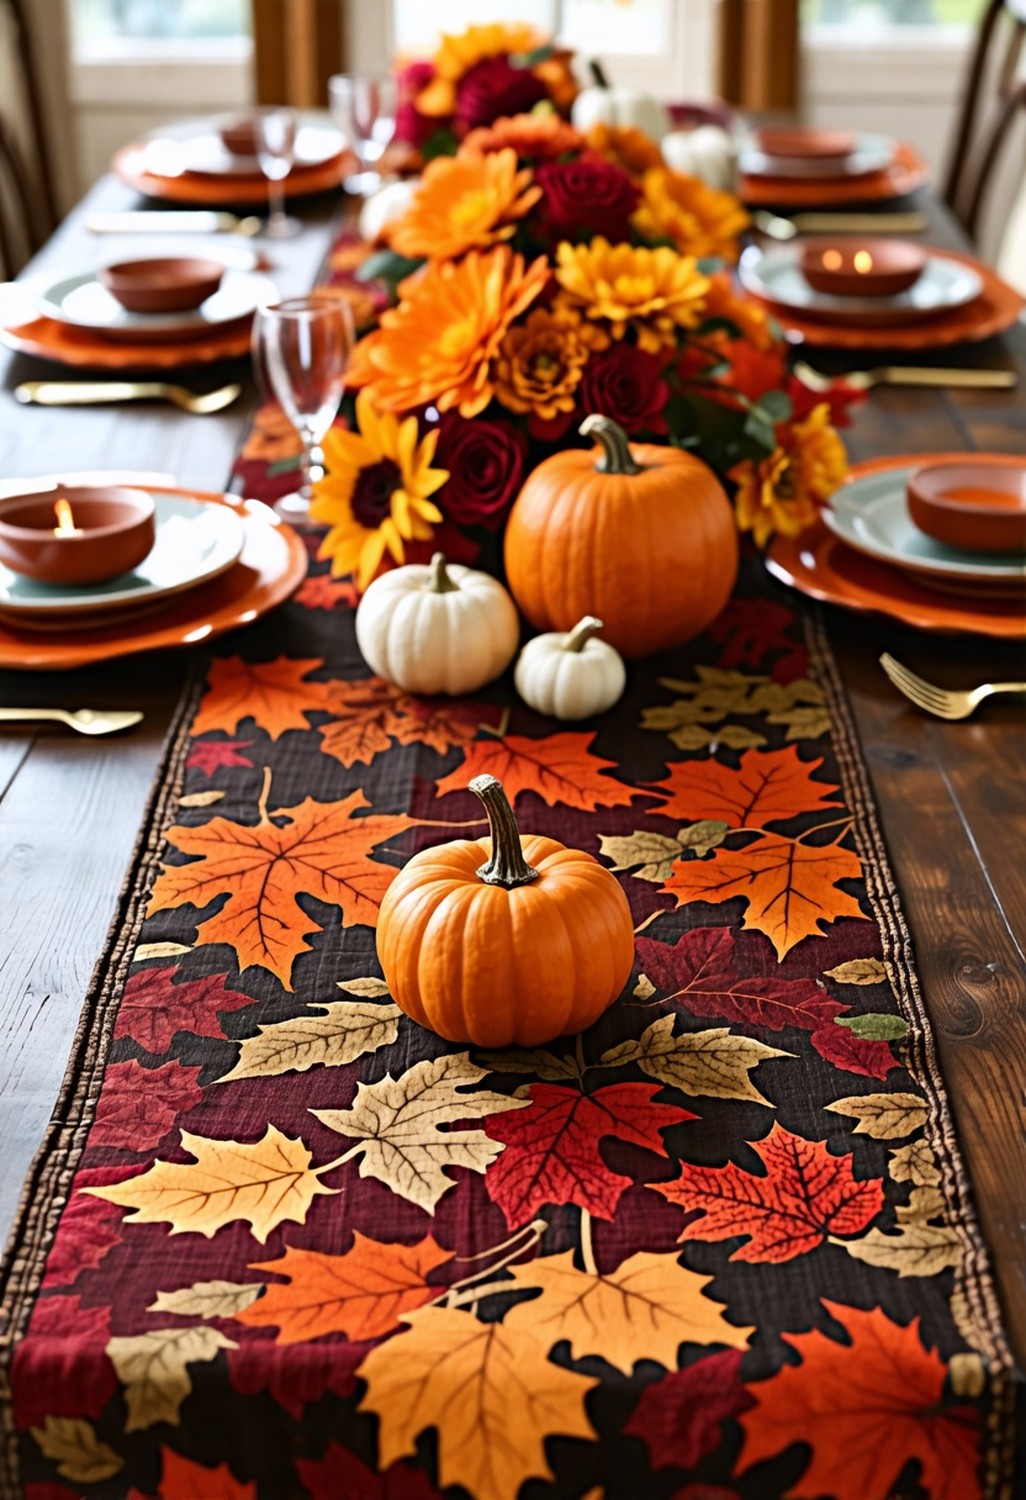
[738,123,928,207]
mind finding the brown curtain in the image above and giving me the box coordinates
[251,0,345,108]
[717,0,800,112]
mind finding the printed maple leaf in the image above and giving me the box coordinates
[295,1444,444,1500]
[219,999,402,1082]
[824,1092,929,1140]
[28,1417,123,1486]
[237,1233,452,1344]
[390,694,503,756]
[708,597,807,683]
[106,1325,236,1430]
[637,929,844,1031]
[185,739,254,777]
[503,1250,752,1373]
[295,572,359,610]
[148,1281,263,1319]
[114,968,255,1053]
[155,1449,256,1499]
[148,793,414,989]
[357,1304,597,1500]
[623,1348,754,1471]
[90,1059,203,1153]
[738,1301,980,1500]
[15,1296,116,1432]
[664,833,868,961]
[319,677,409,768]
[653,745,842,829]
[651,1123,884,1263]
[810,1018,901,1080]
[84,1125,334,1242]
[41,1188,123,1287]
[191,656,331,740]
[484,1082,695,1227]
[597,1015,789,1107]
[436,732,636,811]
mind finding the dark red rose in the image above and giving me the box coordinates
[535,155,638,243]
[435,415,528,529]
[455,57,546,136]
[395,60,438,148]
[580,345,671,435]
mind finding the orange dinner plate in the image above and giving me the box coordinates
[740,141,927,208]
[0,314,253,369]
[766,454,1026,639]
[113,143,353,206]
[0,488,307,670]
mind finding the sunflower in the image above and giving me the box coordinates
[462,112,584,161]
[417,23,543,116]
[554,237,710,353]
[633,168,750,264]
[347,246,549,417]
[585,123,664,178]
[729,403,848,547]
[388,148,540,261]
[310,392,448,589]
[494,305,607,420]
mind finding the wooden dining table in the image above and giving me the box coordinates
[0,160,1024,1398]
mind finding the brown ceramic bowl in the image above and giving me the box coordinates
[907,459,1026,555]
[799,237,928,298]
[0,486,156,585]
[99,257,225,314]
[755,127,857,161]
[219,117,259,156]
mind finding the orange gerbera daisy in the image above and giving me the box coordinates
[494,305,608,420]
[463,112,584,161]
[729,403,848,547]
[532,49,580,113]
[702,270,775,351]
[347,246,550,418]
[586,123,664,178]
[417,23,543,116]
[387,148,540,262]
[554,237,710,354]
[634,167,751,264]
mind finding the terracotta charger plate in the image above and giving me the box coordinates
[112,142,355,207]
[0,487,307,671]
[0,313,253,370]
[740,141,928,208]
[766,453,1026,639]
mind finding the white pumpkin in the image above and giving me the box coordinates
[661,125,737,191]
[571,84,670,144]
[356,552,520,696]
[358,178,421,247]
[515,616,626,721]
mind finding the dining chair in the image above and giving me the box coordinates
[943,0,1026,239]
[0,114,40,278]
[0,0,58,274]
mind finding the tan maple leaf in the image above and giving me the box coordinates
[147,1281,264,1319]
[598,824,727,883]
[218,1000,402,1082]
[106,1325,236,1431]
[598,1015,790,1106]
[148,793,414,988]
[192,656,331,740]
[357,1304,597,1500]
[889,1139,942,1187]
[825,1092,928,1140]
[84,1126,334,1242]
[319,676,407,768]
[823,958,889,986]
[503,1249,753,1373]
[30,1417,123,1485]
[834,1223,962,1278]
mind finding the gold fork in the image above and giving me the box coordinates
[794,361,1018,393]
[14,381,242,415]
[0,708,143,735]
[880,654,1026,720]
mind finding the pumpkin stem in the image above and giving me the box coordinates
[428,552,459,594]
[580,414,641,476]
[565,616,603,653]
[470,774,540,889]
[589,58,611,88]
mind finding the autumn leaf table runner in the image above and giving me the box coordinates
[1,426,1021,1498]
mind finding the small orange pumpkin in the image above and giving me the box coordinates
[376,773,634,1046]
[503,413,739,658]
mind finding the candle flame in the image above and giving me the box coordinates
[53,497,81,537]
[822,249,843,270]
[853,250,874,274]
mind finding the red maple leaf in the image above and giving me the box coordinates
[653,745,842,830]
[90,1059,203,1153]
[295,573,359,611]
[436,732,636,812]
[185,739,254,777]
[707,598,807,684]
[295,1443,444,1499]
[738,1301,980,1500]
[651,1123,884,1263]
[637,929,843,1033]
[156,1451,256,1500]
[42,1188,122,1287]
[484,1083,695,1226]
[12,1295,116,1431]
[114,967,255,1054]
[811,1020,901,1081]
[624,1349,753,1471]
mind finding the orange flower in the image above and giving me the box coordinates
[730,403,848,547]
[702,270,775,351]
[388,148,540,261]
[463,112,584,161]
[417,23,543,116]
[494,305,607,420]
[555,237,710,354]
[586,123,664,178]
[634,167,750,263]
[347,246,550,418]
[533,49,580,113]
[241,403,303,462]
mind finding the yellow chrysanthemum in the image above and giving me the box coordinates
[633,167,751,264]
[554,237,710,354]
[494,305,608,420]
[388,148,540,261]
[729,403,848,548]
[417,23,543,116]
[311,392,448,589]
[586,123,664,178]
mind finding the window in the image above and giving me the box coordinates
[802,0,979,29]
[69,0,251,54]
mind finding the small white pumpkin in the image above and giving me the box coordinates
[515,616,626,721]
[358,178,421,246]
[661,125,737,191]
[571,84,670,144]
[356,552,519,696]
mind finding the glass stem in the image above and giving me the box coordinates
[268,176,285,234]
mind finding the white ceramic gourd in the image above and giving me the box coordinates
[661,125,737,191]
[515,616,626,721]
[571,84,670,145]
[358,178,421,246]
[356,552,520,696]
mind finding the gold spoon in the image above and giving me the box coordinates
[14,381,243,414]
[0,708,144,735]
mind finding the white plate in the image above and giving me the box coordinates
[141,113,343,179]
[739,132,895,179]
[31,266,277,342]
[738,246,983,324]
[823,466,1026,585]
[0,489,246,619]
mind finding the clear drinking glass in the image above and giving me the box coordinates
[328,73,398,194]
[252,296,355,524]
[252,106,301,239]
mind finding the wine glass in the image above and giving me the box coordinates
[252,296,355,524]
[252,106,301,239]
[328,73,398,194]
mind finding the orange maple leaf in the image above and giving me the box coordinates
[436,733,636,812]
[664,832,867,960]
[320,677,409,769]
[157,1449,256,1500]
[237,1233,452,1345]
[738,1301,980,1500]
[192,657,331,741]
[295,573,359,611]
[653,745,843,829]
[148,793,414,988]
[391,695,503,758]
[651,1123,884,1262]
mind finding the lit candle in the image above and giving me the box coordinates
[53,497,82,537]
[853,250,874,275]
[821,249,843,271]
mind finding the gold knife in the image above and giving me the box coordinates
[754,210,928,239]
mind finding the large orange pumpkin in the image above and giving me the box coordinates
[504,413,739,658]
[376,773,634,1046]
